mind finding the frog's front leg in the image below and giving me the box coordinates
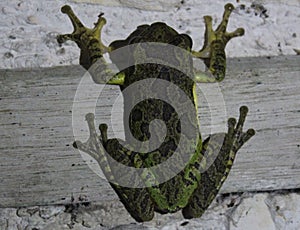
[193,3,245,82]
[74,114,155,222]
[57,5,125,85]
[182,106,255,219]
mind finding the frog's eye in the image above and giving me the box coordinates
[170,34,193,50]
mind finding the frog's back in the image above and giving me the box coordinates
[110,22,202,212]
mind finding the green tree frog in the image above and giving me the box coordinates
[57,3,255,222]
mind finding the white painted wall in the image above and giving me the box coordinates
[1,0,299,69]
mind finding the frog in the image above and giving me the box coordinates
[57,4,255,222]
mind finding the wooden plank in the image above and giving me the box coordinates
[0,55,299,208]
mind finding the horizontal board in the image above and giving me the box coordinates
[0,55,299,208]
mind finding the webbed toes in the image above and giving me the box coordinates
[192,3,245,80]
[231,106,255,149]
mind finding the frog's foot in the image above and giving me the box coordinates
[182,106,254,219]
[73,113,155,222]
[57,5,110,69]
[226,106,255,154]
[193,3,245,82]
[73,113,115,181]
[203,106,255,192]
[73,113,101,154]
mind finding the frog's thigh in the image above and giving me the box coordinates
[105,140,155,222]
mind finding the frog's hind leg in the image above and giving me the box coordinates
[182,106,255,219]
[74,113,154,222]
[103,138,155,222]
[193,3,245,82]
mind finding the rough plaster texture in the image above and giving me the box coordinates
[1,0,300,69]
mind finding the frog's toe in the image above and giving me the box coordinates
[99,123,108,144]
[238,106,248,121]
[73,140,82,149]
[232,106,255,149]
[224,3,234,12]
[93,13,107,35]
[227,117,237,136]
[72,140,93,154]
[99,123,108,132]
[247,128,255,136]
[241,128,255,144]
[203,15,213,27]
[56,34,66,44]
[57,34,74,44]
[61,5,72,14]
[229,28,245,38]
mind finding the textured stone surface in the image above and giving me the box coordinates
[230,194,276,230]
[1,192,300,229]
[266,192,300,229]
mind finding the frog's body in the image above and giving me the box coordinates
[58,4,255,222]
[110,23,202,215]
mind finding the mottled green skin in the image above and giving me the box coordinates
[109,23,203,216]
[57,4,255,222]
